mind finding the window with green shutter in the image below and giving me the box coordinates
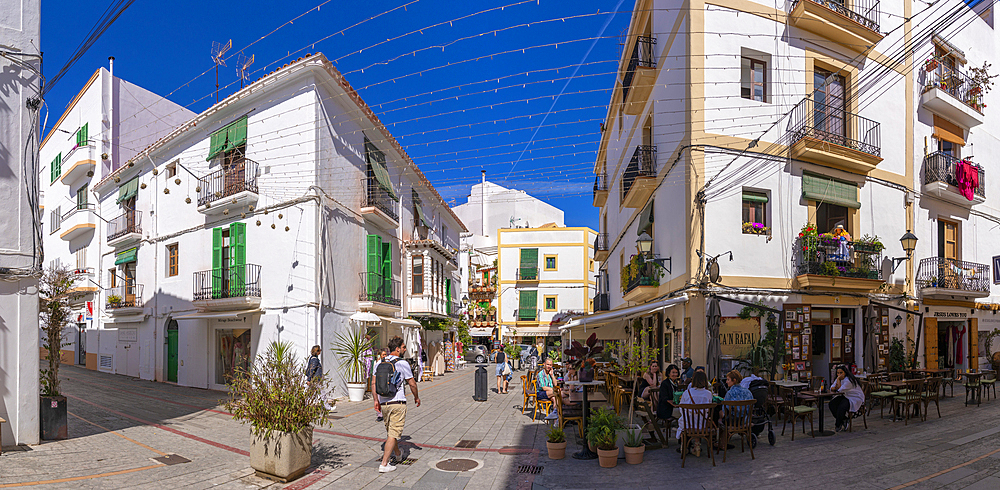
[229,222,246,296]
[801,172,860,209]
[367,234,382,296]
[76,123,89,147]
[51,153,62,183]
[212,227,224,298]
[519,248,538,280]
[518,290,537,320]
[206,116,248,161]
[381,240,392,298]
[446,279,452,314]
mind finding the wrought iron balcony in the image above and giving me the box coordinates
[621,145,656,203]
[922,152,985,202]
[594,293,610,312]
[622,36,656,103]
[107,211,141,243]
[197,159,259,207]
[788,96,881,159]
[594,232,609,261]
[916,257,990,295]
[922,59,986,114]
[193,264,262,301]
[794,236,883,280]
[106,284,143,309]
[361,182,399,224]
[359,272,401,307]
[516,308,538,322]
[790,0,880,33]
[593,171,608,207]
[516,267,539,281]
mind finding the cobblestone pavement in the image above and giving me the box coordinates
[3,364,1000,489]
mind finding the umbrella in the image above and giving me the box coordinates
[864,305,878,373]
[706,297,722,383]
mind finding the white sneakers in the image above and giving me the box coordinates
[378,464,396,473]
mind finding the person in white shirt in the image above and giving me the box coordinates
[740,372,763,390]
[375,337,421,473]
[829,364,864,432]
[676,371,714,457]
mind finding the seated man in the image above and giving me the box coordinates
[536,358,557,401]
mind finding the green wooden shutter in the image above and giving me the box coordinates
[76,123,89,147]
[801,172,860,209]
[206,116,248,161]
[230,222,246,296]
[519,248,538,280]
[518,291,537,320]
[51,153,62,183]
[446,279,452,315]
[212,227,224,298]
[367,234,381,296]
[381,240,392,299]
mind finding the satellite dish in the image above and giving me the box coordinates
[707,259,720,283]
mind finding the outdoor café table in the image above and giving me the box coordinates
[797,390,840,436]
[567,380,604,460]
[773,380,808,391]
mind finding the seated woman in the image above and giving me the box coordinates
[676,371,714,456]
[716,370,754,444]
[657,364,681,420]
[829,364,865,432]
[634,361,661,400]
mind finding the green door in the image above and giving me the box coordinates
[166,322,179,383]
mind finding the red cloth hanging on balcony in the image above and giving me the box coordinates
[955,160,979,201]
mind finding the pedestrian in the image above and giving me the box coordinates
[371,348,388,422]
[680,357,694,382]
[375,336,420,474]
[305,345,322,384]
[496,347,510,394]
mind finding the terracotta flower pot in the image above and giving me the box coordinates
[597,447,618,468]
[546,441,567,460]
[623,445,645,464]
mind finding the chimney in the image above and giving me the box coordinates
[108,56,114,78]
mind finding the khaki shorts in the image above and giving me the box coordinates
[383,403,407,439]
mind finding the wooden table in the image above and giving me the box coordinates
[566,380,604,460]
[774,380,808,389]
[798,390,840,436]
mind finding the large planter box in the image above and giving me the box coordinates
[250,426,313,482]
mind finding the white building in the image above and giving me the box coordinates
[40,53,464,396]
[581,0,1000,381]
[0,0,41,447]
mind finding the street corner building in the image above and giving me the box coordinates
[574,0,1000,382]
[39,53,466,397]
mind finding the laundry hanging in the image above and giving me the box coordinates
[955,160,980,201]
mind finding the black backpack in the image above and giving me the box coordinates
[375,358,401,397]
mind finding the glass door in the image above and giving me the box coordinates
[814,70,847,145]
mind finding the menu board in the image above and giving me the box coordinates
[875,305,890,371]
[783,304,812,382]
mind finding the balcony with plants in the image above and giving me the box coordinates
[621,145,657,208]
[192,263,262,311]
[467,304,498,327]
[197,158,259,214]
[916,257,990,300]
[920,59,993,128]
[788,95,882,174]
[621,35,656,115]
[788,0,883,51]
[922,152,985,206]
[794,223,885,291]
[106,283,144,316]
[620,254,664,302]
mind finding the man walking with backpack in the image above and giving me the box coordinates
[374,336,420,474]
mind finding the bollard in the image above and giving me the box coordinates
[474,365,489,401]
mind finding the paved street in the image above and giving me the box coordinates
[4,365,1000,489]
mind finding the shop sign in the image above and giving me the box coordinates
[719,317,761,357]
[215,316,248,324]
[994,255,1000,284]
[932,311,968,318]
[118,328,137,342]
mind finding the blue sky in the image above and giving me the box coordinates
[41,0,634,230]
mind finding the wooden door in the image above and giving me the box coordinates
[939,219,960,288]
[124,264,136,306]
[969,319,979,370]
[925,318,938,370]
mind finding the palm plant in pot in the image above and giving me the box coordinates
[39,266,76,440]
[564,332,604,382]
[331,327,375,402]
[546,425,567,460]
[225,341,332,482]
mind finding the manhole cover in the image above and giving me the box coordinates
[151,454,190,465]
[517,465,543,474]
[435,458,481,472]
[455,439,480,448]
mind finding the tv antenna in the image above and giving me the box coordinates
[211,40,232,103]
[236,54,255,89]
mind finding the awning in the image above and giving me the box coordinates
[510,326,562,336]
[377,315,422,327]
[637,200,654,236]
[742,191,768,203]
[559,294,689,332]
[414,204,430,228]
[367,140,398,200]
[350,311,381,323]
[102,314,146,324]
[801,172,860,209]
[173,308,260,320]
[469,327,494,337]
[116,178,139,204]
[114,247,138,265]
[206,116,248,161]
[933,115,965,146]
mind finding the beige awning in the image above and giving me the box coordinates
[559,294,689,339]
[379,316,422,327]
[173,309,260,320]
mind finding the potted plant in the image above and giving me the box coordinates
[924,58,938,72]
[225,341,332,482]
[887,338,906,373]
[331,327,375,402]
[39,266,76,440]
[623,427,645,464]
[563,332,604,382]
[546,425,567,460]
[930,276,938,288]
[107,294,122,307]
[594,426,618,468]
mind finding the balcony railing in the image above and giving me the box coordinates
[107,211,141,242]
[794,236,883,280]
[923,152,985,199]
[622,145,656,200]
[106,284,143,309]
[923,59,986,113]
[449,301,462,318]
[594,233,609,253]
[623,262,660,294]
[517,267,539,281]
[469,313,497,326]
[193,264,262,301]
[359,272,401,306]
[362,183,399,223]
[622,36,656,102]
[788,96,881,158]
[594,293,610,312]
[593,172,608,195]
[916,257,990,293]
[197,159,259,207]
[791,0,880,33]
[516,308,538,322]
[62,202,94,221]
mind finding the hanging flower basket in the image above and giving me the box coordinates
[924,59,939,72]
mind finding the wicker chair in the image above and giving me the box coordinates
[678,403,717,467]
[892,379,924,425]
[779,386,815,441]
[922,376,942,420]
[719,400,755,462]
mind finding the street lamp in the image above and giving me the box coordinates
[635,232,671,273]
[892,231,919,273]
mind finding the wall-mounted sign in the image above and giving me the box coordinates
[932,311,968,318]
[719,317,761,357]
[994,255,1000,284]
[118,328,138,342]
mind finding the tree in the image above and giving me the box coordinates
[39,266,76,397]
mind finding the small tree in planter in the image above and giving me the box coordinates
[39,265,76,440]
[331,327,375,402]
[225,341,332,482]
[545,425,567,460]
